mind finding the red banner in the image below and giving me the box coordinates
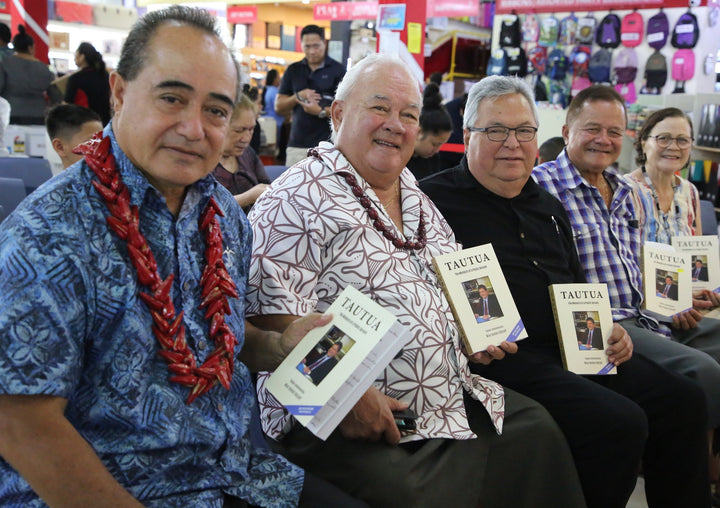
[313,1,378,21]
[227,5,257,24]
[427,0,480,18]
[496,0,698,14]
[53,1,93,24]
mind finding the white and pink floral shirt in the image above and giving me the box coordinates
[246,142,505,442]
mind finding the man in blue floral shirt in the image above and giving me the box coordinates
[0,7,359,507]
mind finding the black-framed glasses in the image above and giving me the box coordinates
[648,134,693,149]
[467,125,538,142]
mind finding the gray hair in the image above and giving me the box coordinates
[463,75,538,129]
[331,53,419,142]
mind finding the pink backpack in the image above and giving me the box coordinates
[672,49,695,81]
[621,11,644,48]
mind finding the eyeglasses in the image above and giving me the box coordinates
[467,125,538,143]
[647,134,693,149]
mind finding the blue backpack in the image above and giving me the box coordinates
[546,48,569,80]
[487,48,508,76]
[596,13,621,48]
[588,48,612,83]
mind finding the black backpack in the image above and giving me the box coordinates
[499,15,522,47]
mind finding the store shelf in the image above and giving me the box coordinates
[695,146,720,154]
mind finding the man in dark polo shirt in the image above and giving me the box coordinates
[419,75,710,508]
[275,24,345,167]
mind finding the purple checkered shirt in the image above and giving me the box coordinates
[533,150,669,336]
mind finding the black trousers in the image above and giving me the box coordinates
[473,343,710,508]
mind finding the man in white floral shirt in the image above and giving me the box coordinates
[245,54,586,508]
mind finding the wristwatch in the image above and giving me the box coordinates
[318,109,328,119]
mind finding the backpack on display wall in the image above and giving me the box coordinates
[646,10,669,50]
[539,15,560,47]
[671,49,695,93]
[642,50,668,95]
[500,14,522,47]
[613,48,639,104]
[546,48,569,80]
[527,46,548,75]
[596,13,622,48]
[588,48,612,83]
[558,14,578,46]
[671,11,699,49]
[487,48,508,76]
[620,11,644,48]
[506,47,528,77]
[522,14,540,43]
[576,14,597,45]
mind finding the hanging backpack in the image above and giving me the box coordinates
[522,14,540,43]
[646,10,669,50]
[506,47,528,77]
[596,13,621,48]
[527,46,548,75]
[588,48,612,83]
[569,45,591,77]
[549,79,570,108]
[534,75,549,102]
[576,14,597,45]
[671,11,699,49]
[539,15,560,47]
[642,50,668,94]
[613,47,639,84]
[487,48,508,76]
[571,75,592,98]
[558,14,578,46]
[620,11,644,48]
[546,48,569,80]
[671,48,695,93]
[500,14,522,47]
[613,48,639,104]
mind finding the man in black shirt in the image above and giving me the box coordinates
[275,25,345,167]
[420,75,710,508]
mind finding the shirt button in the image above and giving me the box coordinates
[198,339,207,350]
[532,260,539,266]
[217,403,224,412]
[520,232,525,239]
[182,281,191,291]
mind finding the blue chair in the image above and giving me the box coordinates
[265,165,287,182]
[0,157,53,195]
[0,176,27,220]
[699,199,718,236]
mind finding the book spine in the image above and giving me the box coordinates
[547,286,572,371]
[431,257,475,354]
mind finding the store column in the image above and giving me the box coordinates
[378,0,426,70]
[10,0,49,64]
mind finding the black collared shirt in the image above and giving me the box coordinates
[419,158,586,345]
[278,56,345,148]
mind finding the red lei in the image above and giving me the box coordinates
[76,134,238,403]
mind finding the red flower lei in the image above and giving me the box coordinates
[76,134,238,403]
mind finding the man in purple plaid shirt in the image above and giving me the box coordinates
[533,85,720,433]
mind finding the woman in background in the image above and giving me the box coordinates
[262,68,287,162]
[65,42,111,125]
[626,107,700,244]
[0,25,54,125]
[212,94,270,212]
[406,83,452,181]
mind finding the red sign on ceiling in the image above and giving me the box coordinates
[227,5,258,24]
[313,1,378,21]
[427,0,480,18]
